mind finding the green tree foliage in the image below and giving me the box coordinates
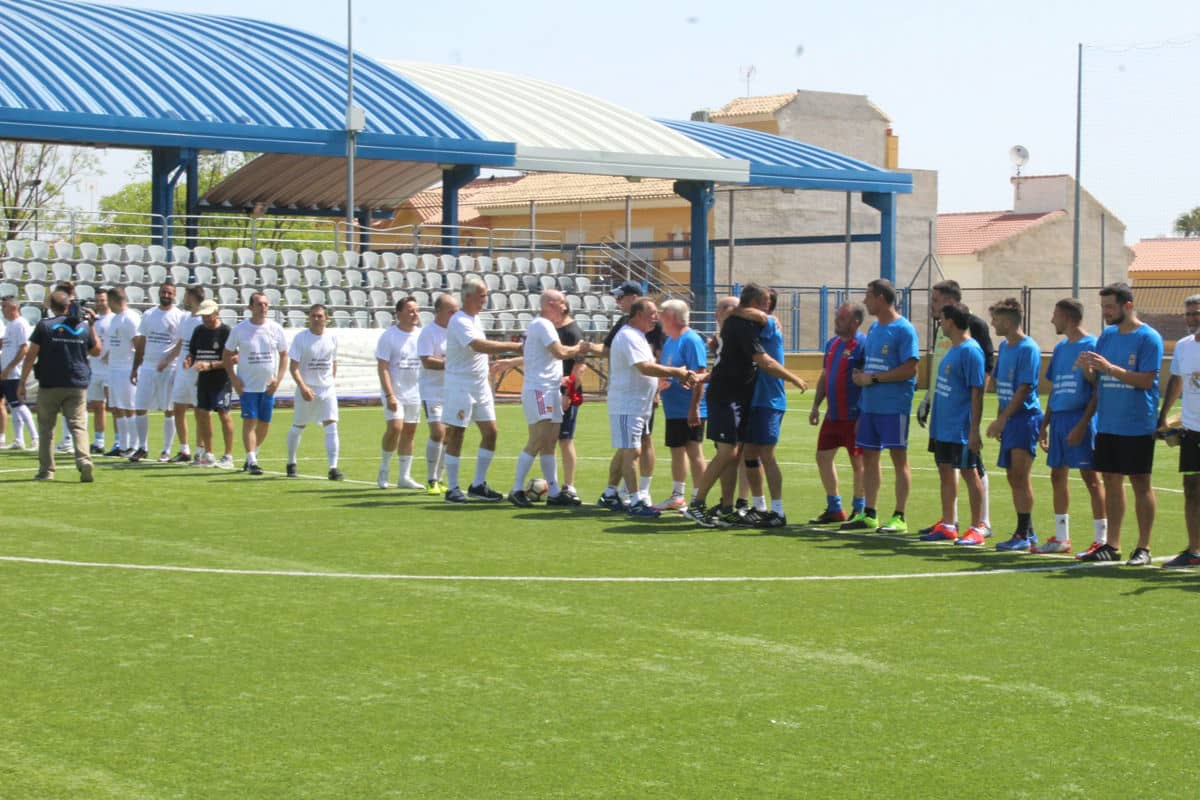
[1174,207,1200,238]
[0,141,100,240]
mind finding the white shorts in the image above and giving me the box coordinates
[106,366,136,410]
[522,388,563,425]
[610,413,650,450]
[170,369,198,407]
[134,366,174,412]
[295,387,339,425]
[422,399,444,424]
[383,397,421,424]
[443,380,496,427]
[86,370,108,403]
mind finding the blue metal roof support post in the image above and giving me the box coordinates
[184,153,199,252]
[861,192,897,283]
[673,180,715,314]
[441,164,480,255]
[151,147,195,249]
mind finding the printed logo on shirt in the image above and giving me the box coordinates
[881,345,889,355]
[1128,354,1136,366]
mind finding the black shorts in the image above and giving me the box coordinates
[932,440,982,470]
[665,417,705,447]
[930,434,986,475]
[1,378,23,407]
[1094,432,1155,475]
[559,402,579,440]
[707,399,749,446]
[647,403,656,435]
[1180,429,1200,474]
[196,383,232,412]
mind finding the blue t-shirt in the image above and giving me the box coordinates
[659,328,708,419]
[994,335,1042,416]
[931,338,985,445]
[752,317,786,411]
[1095,323,1164,435]
[1045,335,1097,413]
[859,316,920,414]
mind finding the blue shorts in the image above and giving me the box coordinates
[1,379,23,407]
[746,407,784,446]
[196,384,232,413]
[1046,407,1095,469]
[239,391,276,422]
[997,412,1042,469]
[855,412,909,451]
[707,399,749,445]
[558,402,579,440]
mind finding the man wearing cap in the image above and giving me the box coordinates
[186,298,235,468]
[597,281,665,509]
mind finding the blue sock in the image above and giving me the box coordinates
[852,496,866,514]
[827,495,843,513]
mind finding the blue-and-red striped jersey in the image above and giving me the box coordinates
[822,332,867,420]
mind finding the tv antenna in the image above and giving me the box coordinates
[739,65,757,96]
[1009,145,1030,200]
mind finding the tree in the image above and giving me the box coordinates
[0,141,99,240]
[1174,207,1200,238]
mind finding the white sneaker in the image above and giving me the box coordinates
[200,452,217,467]
[5,441,26,451]
[397,476,424,490]
[56,442,73,453]
[377,469,390,489]
[215,454,235,469]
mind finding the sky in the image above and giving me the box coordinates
[67,0,1200,243]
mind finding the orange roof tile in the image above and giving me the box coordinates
[1130,238,1200,273]
[936,210,1066,256]
[710,92,798,120]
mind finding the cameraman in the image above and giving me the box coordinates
[17,288,102,482]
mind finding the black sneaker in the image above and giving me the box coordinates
[732,508,764,528]
[715,507,742,530]
[508,489,533,508]
[808,509,848,525]
[328,468,344,481]
[467,482,503,502]
[562,486,582,506]
[105,445,123,457]
[1162,550,1200,569]
[597,492,627,511]
[546,492,575,507]
[444,487,469,503]
[89,444,105,455]
[1078,543,1121,562]
[168,451,191,464]
[248,463,264,476]
[1126,547,1152,567]
[118,448,135,458]
[684,502,713,527]
[128,448,148,463]
[755,510,788,529]
[286,463,298,478]
[242,459,249,472]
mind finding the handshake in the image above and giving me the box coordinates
[672,367,701,389]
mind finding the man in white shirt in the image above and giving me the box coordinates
[442,277,522,503]
[417,293,459,495]
[103,287,142,456]
[85,290,114,454]
[286,304,342,481]
[504,290,591,507]
[607,300,697,517]
[1159,294,1200,568]
[129,282,186,462]
[0,295,37,450]
[222,291,289,476]
[161,285,206,464]
[376,296,425,490]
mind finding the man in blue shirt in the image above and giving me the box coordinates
[984,297,1043,551]
[1076,283,1163,565]
[919,303,987,543]
[655,298,708,512]
[1037,298,1107,556]
[843,278,920,534]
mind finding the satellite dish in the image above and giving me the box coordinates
[1009,145,1030,167]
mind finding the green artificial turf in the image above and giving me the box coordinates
[2,394,1198,799]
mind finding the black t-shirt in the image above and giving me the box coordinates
[967,314,995,375]
[707,315,765,404]
[189,323,231,393]
[557,319,583,375]
[605,315,665,356]
[29,315,92,389]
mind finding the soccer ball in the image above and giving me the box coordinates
[526,477,549,501]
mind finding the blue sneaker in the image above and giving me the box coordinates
[598,492,628,512]
[918,522,959,542]
[996,532,1037,552]
[627,500,662,518]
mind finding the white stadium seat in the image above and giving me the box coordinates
[75,263,96,283]
[51,262,73,282]
[328,289,348,307]
[475,255,493,273]
[495,256,512,273]
[236,247,256,266]
[385,270,406,290]
[170,265,190,285]
[193,266,214,286]
[237,266,259,286]
[214,247,234,266]
[125,286,145,304]
[54,241,74,260]
[320,250,339,268]
[342,250,361,269]
[218,287,238,306]
[307,288,326,306]
[457,255,474,272]
[124,264,146,285]
[75,284,95,302]
[125,244,146,263]
[26,261,47,281]
[215,267,237,286]
[279,249,298,267]
[361,251,380,270]
[284,288,304,306]
[420,253,438,271]
[171,245,191,265]
[438,254,456,272]
[303,268,323,288]
[147,244,167,263]
[20,305,42,326]
[29,241,50,260]
[259,248,278,267]
[286,310,306,327]
[101,263,123,284]
[79,242,100,261]
[299,249,319,268]
[281,268,302,288]
[4,240,27,259]
[373,310,392,327]
[259,267,279,288]
[332,310,351,327]
[147,264,168,284]
[191,245,213,265]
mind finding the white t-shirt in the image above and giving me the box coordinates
[522,316,563,394]
[446,310,488,385]
[2,316,33,376]
[416,321,448,400]
[375,325,422,404]
[226,319,288,393]
[1171,334,1200,432]
[137,305,187,369]
[89,312,113,371]
[608,325,657,417]
[289,329,338,390]
[173,314,204,374]
[105,309,142,370]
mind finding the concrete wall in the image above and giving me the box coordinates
[773,92,891,167]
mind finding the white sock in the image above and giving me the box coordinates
[624,480,639,501]
[672,480,686,497]
[473,447,494,487]
[286,425,303,465]
[135,415,149,450]
[379,449,393,481]
[445,454,461,490]
[617,485,630,503]
[980,471,991,526]
[772,499,784,516]
[513,450,535,493]
[114,417,125,449]
[162,417,176,453]
[425,438,442,482]
[639,475,652,495]
[121,417,134,450]
[539,453,559,496]
[603,484,619,497]
[16,405,35,443]
[1094,518,1108,545]
[247,450,258,465]
[752,495,768,512]
[397,455,413,481]
[1055,513,1069,541]
[93,429,104,447]
[324,423,339,468]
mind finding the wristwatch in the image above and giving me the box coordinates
[871,374,880,385]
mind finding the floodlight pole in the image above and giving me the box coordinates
[345,0,356,251]
[1071,42,1083,297]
